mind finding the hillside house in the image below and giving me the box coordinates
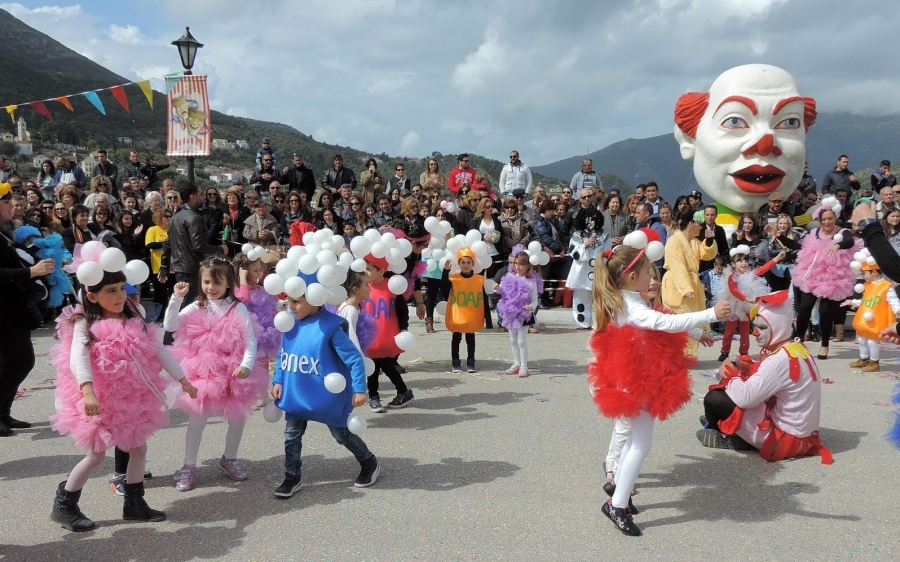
[1,132,14,143]
[210,172,231,185]
[236,140,249,149]
[16,142,33,156]
[212,138,235,150]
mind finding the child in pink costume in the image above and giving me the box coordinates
[165,256,267,492]
[50,270,197,532]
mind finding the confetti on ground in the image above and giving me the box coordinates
[878,372,900,381]
[872,401,891,407]
[534,394,549,403]
[822,378,835,384]
[549,375,567,383]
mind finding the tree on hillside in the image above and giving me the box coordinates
[0,141,16,157]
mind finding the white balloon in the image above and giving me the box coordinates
[323,372,347,394]
[430,235,445,249]
[476,254,492,269]
[241,243,254,255]
[305,244,321,258]
[327,285,348,305]
[381,231,397,246]
[446,238,463,255]
[305,283,328,306]
[124,260,150,285]
[435,301,447,316]
[426,258,438,272]
[76,261,104,287]
[80,240,105,262]
[274,310,296,332]
[395,331,416,351]
[283,276,308,298]
[331,235,346,252]
[850,260,862,271]
[471,241,487,255]
[245,249,259,262]
[389,247,404,263]
[287,245,306,261]
[432,249,445,261]
[364,356,375,376]
[370,241,388,258]
[528,241,542,254]
[465,229,482,247]
[438,220,452,235]
[389,260,407,274]
[397,238,413,256]
[388,276,409,295]
[262,401,283,423]
[484,279,497,295]
[538,251,550,266]
[347,414,367,434]
[629,230,648,249]
[321,241,334,252]
[446,202,457,214]
[530,254,540,266]
[833,233,843,244]
[863,311,875,322]
[420,248,432,259]
[646,240,665,263]
[854,252,867,263]
[351,258,368,273]
[99,247,127,272]
[298,254,319,275]
[302,231,316,246]
[867,256,877,265]
[350,236,371,257]
[364,229,382,243]
[339,251,354,266]
[424,216,440,233]
[276,258,297,278]
[264,273,285,295]
[854,283,865,293]
[316,250,338,267]
[317,264,340,287]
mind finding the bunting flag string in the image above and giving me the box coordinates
[0,73,194,122]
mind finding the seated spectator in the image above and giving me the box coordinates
[84,176,118,209]
[242,200,281,248]
[367,195,398,231]
[88,203,115,236]
[62,204,96,252]
[314,207,342,232]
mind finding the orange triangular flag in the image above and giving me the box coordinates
[137,79,153,109]
[54,96,74,111]
[28,101,53,121]
[109,85,130,113]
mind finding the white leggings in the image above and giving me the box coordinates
[611,411,654,509]
[66,444,148,492]
[572,289,592,329]
[858,336,880,361]
[184,415,246,466]
[605,418,631,476]
[509,327,529,371]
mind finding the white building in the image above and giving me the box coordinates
[236,139,250,150]
[16,142,33,156]
[1,132,14,143]
[17,116,30,142]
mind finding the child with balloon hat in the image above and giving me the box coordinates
[269,267,379,497]
[842,249,898,373]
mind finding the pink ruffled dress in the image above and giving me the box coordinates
[793,228,862,301]
[168,299,268,421]
[50,308,171,452]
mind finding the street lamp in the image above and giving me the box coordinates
[171,27,203,184]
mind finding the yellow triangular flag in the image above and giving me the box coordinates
[5,105,14,124]
[137,79,153,109]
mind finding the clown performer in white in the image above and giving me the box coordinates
[673,64,816,234]
[566,204,610,329]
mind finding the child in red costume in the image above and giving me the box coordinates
[699,291,832,464]
[716,245,785,361]
[588,245,730,537]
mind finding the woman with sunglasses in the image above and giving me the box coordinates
[84,176,118,210]
[164,191,181,214]
[201,187,226,244]
[145,208,176,313]
[455,191,483,232]
[270,193,286,223]
[223,189,251,245]
[419,159,446,195]
[87,203,115,236]
[280,190,306,245]
[51,203,72,231]
[360,158,386,205]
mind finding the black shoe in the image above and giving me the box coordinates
[696,428,754,451]
[466,359,476,373]
[274,474,302,498]
[601,500,642,536]
[144,470,153,480]
[387,390,414,408]
[1,415,31,429]
[354,455,380,488]
[699,415,708,428]
[122,482,166,522]
[368,397,386,413]
[0,420,12,437]
[717,352,729,362]
[601,483,639,515]
[51,481,96,532]
[451,363,462,373]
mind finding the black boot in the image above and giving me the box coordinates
[123,481,166,522]
[51,481,96,532]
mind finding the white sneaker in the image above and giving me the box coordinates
[504,364,520,375]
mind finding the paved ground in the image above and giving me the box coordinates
[1,309,899,561]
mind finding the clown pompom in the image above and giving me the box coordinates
[566,205,610,329]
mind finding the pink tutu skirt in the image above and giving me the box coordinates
[793,229,862,301]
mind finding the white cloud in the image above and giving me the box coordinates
[109,24,144,45]
[398,131,420,155]
[0,3,83,18]
[226,106,249,118]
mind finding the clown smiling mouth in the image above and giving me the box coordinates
[730,165,785,194]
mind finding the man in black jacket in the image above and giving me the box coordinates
[821,155,860,195]
[123,150,143,181]
[160,183,228,306]
[281,153,316,200]
[322,154,356,194]
[697,205,729,273]
[91,149,119,197]
[250,155,281,199]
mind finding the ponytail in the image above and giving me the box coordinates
[592,246,648,332]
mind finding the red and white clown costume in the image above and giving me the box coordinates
[698,290,832,464]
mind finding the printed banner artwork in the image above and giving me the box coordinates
[166,75,211,157]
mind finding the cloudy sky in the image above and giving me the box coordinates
[2,0,898,166]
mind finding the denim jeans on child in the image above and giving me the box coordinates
[283,417,372,477]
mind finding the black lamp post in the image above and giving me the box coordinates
[171,27,203,184]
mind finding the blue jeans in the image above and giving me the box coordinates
[283,418,372,477]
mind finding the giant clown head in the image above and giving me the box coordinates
[674,64,816,217]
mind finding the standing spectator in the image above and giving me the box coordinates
[200,186,226,244]
[122,150,142,181]
[334,184,355,221]
[61,204,96,253]
[687,190,704,213]
[83,176,118,209]
[448,154,477,196]
[600,192,631,246]
[634,202,668,247]
[498,150,533,198]
[758,191,787,224]
[876,186,897,220]
[797,162,817,194]
[642,182,667,214]
[161,178,175,195]
[140,155,173,191]
[455,191,483,232]
[523,185,546,222]
[114,211,144,262]
[420,158,446,194]
[872,160,897,192]
[145,208,175,312]
[386,163,412,198]
[368,195,397,231]
[533,199,572,305]
[256,137,275,167]
[242,200,280,249]
[51,201,72,231]
[569,159,602,199]
[499,197,531,256]
[159,183,228,306]
[821,154,860,195]
[37,159,57,201]
[882,208,900,253]
[54,156,86,191]
[270,192,286,224]
[281,190,307,242]
[658,203,675,237]
[164,190,181,215]
[140,191,163,233]
[697,205,729,272]
[792,189,820,225]
[249,154,281,200]
[87,203,114,236]
[280,153,316,202]
[730,213,765,268]
[410,184,426,205]
[91,149,119,197]
[359,158,385,205]
[0,155,18,183]
[223,189,251,245]
[322,154,357,194]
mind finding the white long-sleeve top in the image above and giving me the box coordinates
[338,302,361,352]
[70,318,186,386]
[615,290,715,341]
[164,296,257,371]
[887,284,900,315]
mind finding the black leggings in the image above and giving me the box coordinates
[0,326,35,418]
[703,389,738,432]
[424,277,444,319]
[794,290,845,348]
[368,357,408,398]
[451,332,476,364]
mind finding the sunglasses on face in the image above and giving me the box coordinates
[163,214,172,219]
[207,192,217,196]
[55,207,66,212]
[166,196,178,200]
[351,202,360,207]
[95,212,108,217]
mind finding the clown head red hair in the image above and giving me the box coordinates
[673,64,816,214]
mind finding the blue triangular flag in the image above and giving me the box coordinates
[83,91,106,115]
[164,74,183,95]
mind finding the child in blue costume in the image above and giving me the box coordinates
[271,271,380,498]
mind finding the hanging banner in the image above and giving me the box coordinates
[55,96,74,111]
[109,85,130,113]
[166,75,210,157]
[83,91,106,115]
[137,80,153,109]
[28,101,53,121]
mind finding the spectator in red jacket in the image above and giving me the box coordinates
[448,153,477,196]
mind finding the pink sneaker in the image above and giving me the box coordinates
[174,465,196,492]
[504,364,520,375]
[218,456,248,481]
